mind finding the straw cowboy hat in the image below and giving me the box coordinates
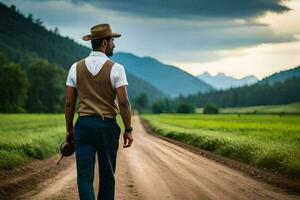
[82,24,121,41]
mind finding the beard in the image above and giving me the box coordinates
[105,47,114,57]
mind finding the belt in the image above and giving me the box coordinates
[78,114,116,121]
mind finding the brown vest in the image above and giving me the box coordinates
[76,59,119,119]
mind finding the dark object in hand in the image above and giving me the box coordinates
[60,141,75,156]
[57,141,75,165]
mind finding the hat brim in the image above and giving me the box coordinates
[82,32,121,41]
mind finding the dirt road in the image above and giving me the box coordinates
[1,116,299,200]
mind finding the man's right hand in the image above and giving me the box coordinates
[65,129,74,144]
[123,131,133,148]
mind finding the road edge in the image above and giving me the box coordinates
[140,117,300,195]
[0,154,75,199]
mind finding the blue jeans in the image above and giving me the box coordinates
[74,115,120,200]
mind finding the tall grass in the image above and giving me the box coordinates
[0,114,124,170]
[142,114,300,178]
[0,114,65,169]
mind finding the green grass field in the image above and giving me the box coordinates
[0,114,124,170]
[196,102,300,114]
[142,114,300,178]
[0,114,66,169]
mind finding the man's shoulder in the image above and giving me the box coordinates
[110,59,124,70]
[70,57,87,70]
[75,57,88,65]
[69,62,77,70]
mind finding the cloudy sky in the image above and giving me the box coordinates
[2,0,300,79]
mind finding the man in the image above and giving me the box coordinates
[64,23,133,200]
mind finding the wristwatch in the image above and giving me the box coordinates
[125,127,133,133]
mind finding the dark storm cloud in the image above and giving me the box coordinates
[1,0,296,64]
[76,0,290,19]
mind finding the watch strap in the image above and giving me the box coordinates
[125,127,133,132]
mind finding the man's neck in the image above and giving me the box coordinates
[93,49,105,54]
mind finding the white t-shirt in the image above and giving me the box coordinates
[66,51,128,89]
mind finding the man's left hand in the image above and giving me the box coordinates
[123,131,133,148]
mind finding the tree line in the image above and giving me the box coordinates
[0,3,89,70]
[186,77,300,108]
[133,76,300,114]
[1,3,299,114]
[0,52,66,113]
[0,3,84,113]
[0,3,165,113]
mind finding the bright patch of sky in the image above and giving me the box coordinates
[174,1,300,79]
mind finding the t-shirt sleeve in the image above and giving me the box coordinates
[111,63,128,89]
[66,63,77,88]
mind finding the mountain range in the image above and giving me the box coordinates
[113,53,213,97]
[260,66,300,85]
[182,67,300,108]
[0,2,213,101]
[1,2,299,105]
[197,72,258,90]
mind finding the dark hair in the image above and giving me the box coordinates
[91,37,111,49]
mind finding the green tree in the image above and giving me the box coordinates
[151,98,176,113]
[203,103,219,114]
[0,53,27,112]
[27,13,33,22]
[152,100,164,114]
[26,59,66,113]
[176,102,195,113]
[133,93,149,112]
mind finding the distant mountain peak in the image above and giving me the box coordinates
[216,72,226,77]
[197,71,258,90]
[199,72,212,79]
[202,72,211,76]
[113,53,214,97]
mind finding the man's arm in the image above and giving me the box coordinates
[65,86,78,143]
[116,85,133,148]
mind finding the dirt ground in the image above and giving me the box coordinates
[0,116,299,200]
